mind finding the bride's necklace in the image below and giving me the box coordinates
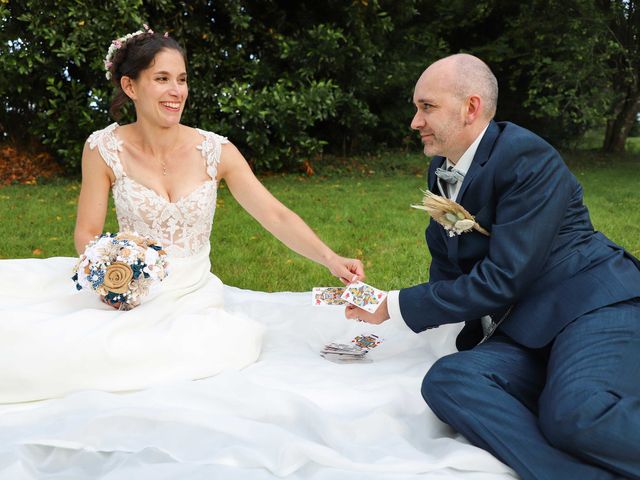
[152,129,181,176]
[132,125,182,176]
[157,158,168,176]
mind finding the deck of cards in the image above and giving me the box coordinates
[312,281,387,313]
[321,334,383,364]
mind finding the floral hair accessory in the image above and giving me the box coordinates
[411,190,490,237]
[104,24,154,80]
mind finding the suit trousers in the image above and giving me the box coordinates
[422,298,640,480]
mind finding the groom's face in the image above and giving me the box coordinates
[411,67,467,161]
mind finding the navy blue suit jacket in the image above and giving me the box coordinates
[399,121,640,350]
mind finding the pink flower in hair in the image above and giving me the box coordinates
[103,25,153,81]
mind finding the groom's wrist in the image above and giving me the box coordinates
[386,290,406,327]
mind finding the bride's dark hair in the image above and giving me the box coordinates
[107,32,186,121]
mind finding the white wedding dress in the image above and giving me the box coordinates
[0,124,516,479]
[0,123,264,404]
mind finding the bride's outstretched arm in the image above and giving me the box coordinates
[218,143,364,284]
[74,143,114,254]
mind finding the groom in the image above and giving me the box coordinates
[346,53,640,480]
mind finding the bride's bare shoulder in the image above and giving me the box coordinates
[182,125,208,143]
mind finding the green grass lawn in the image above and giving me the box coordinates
[1,149,639,292]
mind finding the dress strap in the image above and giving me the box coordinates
[87,123,125,179]
[196,129,229,180]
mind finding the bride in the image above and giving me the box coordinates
[0,26,363,404]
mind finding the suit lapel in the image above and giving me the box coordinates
[456,120,500,203]
[426,156,457,256]
[448,121,500,262]
[428,156,446,193]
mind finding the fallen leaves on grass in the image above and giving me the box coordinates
[0,145,62,186]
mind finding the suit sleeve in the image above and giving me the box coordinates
[399,140,575,333]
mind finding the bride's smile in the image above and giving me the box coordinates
[160,101,181,111]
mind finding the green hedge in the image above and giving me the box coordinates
[1,0,431,173]
[1,0,635,174]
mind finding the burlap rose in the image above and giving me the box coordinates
[103,262,133,294]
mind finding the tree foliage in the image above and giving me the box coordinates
[601,0,640,152]
[0,0,146,169]
[1,0,429,172]
[0,0,637,176]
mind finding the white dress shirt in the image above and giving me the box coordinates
[386,123,491,329]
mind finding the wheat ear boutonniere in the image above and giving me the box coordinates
[411,190,490,237]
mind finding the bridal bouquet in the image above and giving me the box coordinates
[411,190,490,237]
[72,232,169,310]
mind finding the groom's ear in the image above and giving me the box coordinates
[464,94,483,125]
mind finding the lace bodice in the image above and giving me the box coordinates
[88,123,228,258]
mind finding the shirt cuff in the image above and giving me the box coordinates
[386,290,407,328]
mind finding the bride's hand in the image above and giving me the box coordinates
[326,255,365,285]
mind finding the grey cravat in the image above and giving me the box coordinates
[435,166,464,185]
[435,166,464,198]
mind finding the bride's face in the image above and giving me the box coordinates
[126,48,188,127]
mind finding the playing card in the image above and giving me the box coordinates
[321,352,366,359]
[352,334,383,350]
[321,342,365,354]
[321,352,367,361]
[312,287,347,306]
[340,281,388,313]
[320,332,386,365]
[321,353,373,364]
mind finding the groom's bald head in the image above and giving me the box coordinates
[420,54,498,119]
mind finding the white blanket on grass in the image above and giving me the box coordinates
[0,285,516,479]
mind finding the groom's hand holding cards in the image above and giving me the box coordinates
[342,281,390,325]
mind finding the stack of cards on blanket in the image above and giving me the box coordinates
[321,334,383,364]
[312,281,388,313]
[312,281,387,364]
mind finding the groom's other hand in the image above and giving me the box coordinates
[345,300,389,325]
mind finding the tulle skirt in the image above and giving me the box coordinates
[0,245,263,404]
[0,250,516,479]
